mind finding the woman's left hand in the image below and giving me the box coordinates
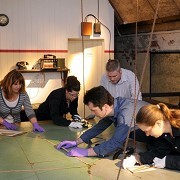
[153,156,166,168]
[33,122,45,132]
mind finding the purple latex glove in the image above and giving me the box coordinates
[33,122,45,132]
[57,141,77,150]
[2,120,17,130]
[67,147,88,157]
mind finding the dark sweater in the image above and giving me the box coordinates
[36,87,78,126]
[139,126,180,171]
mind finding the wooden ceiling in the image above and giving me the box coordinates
[109,0,180,34]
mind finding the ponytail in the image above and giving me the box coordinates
[158,103,180,128]
[136,103,180,128]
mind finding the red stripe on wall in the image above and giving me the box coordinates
[104,50,114,53]
[115,50,147,53]
[0,49,68,53]
[0,49,115,53]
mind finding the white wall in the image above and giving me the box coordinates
[0,0,114,50]
[0,0,114,112]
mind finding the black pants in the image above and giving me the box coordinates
[20,110,29,122]
[20,109,48,122]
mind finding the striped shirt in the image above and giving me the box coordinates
[0,88,36,122]
[3,94,19,123]
[100,68,142,100]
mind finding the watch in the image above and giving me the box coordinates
[0,14,9,26]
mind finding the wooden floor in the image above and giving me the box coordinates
[0,121,179,180]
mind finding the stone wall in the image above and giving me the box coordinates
[114,30,180,105]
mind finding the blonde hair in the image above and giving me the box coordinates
[0,69,25,99]
[136,103,180,128]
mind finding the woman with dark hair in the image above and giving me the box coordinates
[123,103,180,171]
[36,76,82,127]
[0,69,44,132]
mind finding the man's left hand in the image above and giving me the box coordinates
[67,147,88,157]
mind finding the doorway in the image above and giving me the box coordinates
[68,38,105,116]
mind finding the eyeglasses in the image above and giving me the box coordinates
[68,92,79,98]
